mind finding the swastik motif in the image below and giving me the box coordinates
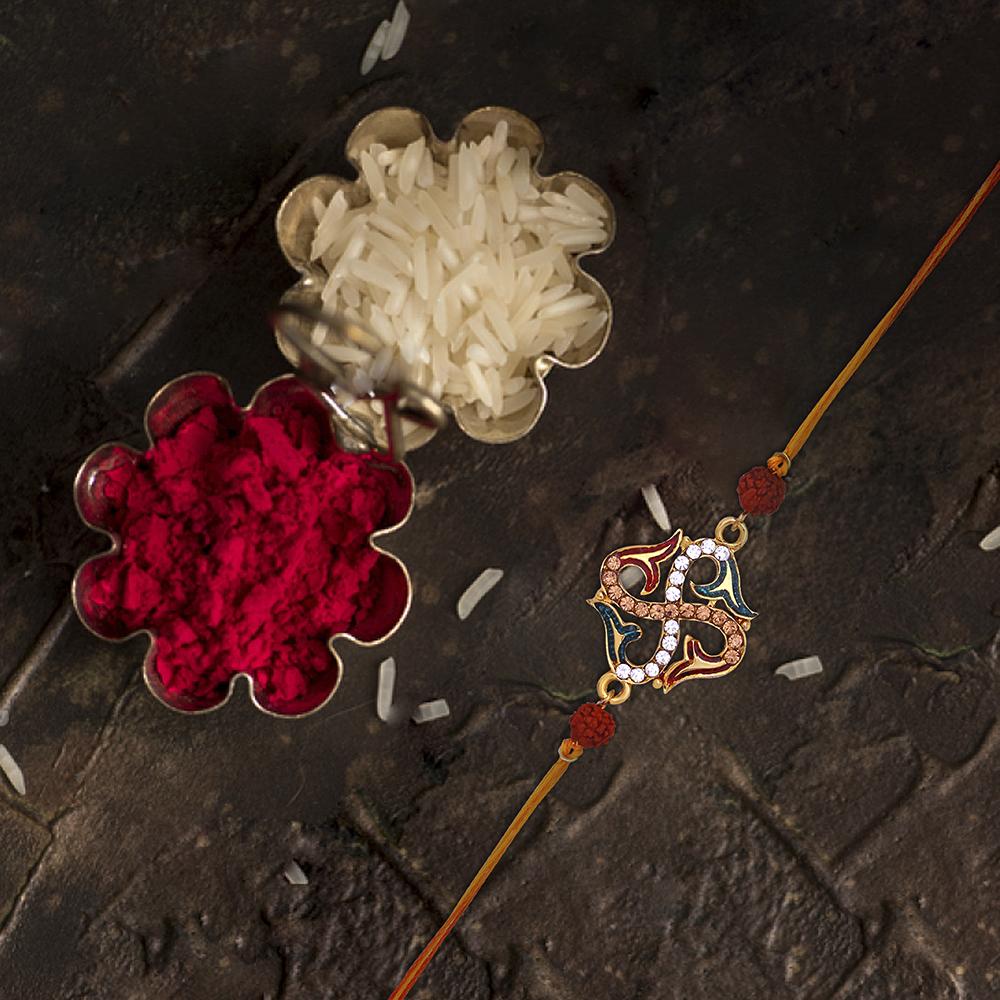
[589,520,755,695]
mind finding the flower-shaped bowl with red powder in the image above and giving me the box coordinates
[72,372,413,717]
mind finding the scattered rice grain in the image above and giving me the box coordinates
[641,483,671,531]
[376,657,396,721]
[381,1,410,60]
[360,19,390,75]
[457,567,504,620]
[412,699,451,724]
[979,524,1000,551]
[775,656,824,681]
[283,860,309,885]
[0,744,25,796]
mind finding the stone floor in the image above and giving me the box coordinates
[1,1,999,997]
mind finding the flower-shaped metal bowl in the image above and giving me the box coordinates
[72,373,413,718]
[275,105,616,451]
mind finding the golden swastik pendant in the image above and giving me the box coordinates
[589,518,756,704]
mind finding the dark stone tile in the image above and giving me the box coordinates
[839,940,964,1000]
[0,805,50,926]
[1,0,998,994]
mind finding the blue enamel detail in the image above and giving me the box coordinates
[692,558,758,619]
[592,601,642,664]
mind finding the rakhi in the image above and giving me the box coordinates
[387,158,1000,998]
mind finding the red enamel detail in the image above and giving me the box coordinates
[614,529,683,594]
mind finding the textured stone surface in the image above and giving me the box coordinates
[1,0,999,996]
[0,806,49,928]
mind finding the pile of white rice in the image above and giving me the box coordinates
[306,120,610,423]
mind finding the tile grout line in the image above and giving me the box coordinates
[0,595,75,715]
[0,827,55,946]
[343,793,497,986]
[94,288,207,389]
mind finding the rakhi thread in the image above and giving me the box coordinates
[388,706,614,1000]
[767,157,1000,479]
[386,158,999,999]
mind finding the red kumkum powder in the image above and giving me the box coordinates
[77,377,411,716]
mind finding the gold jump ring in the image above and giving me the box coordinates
[715,516,749,551]
[596,671,631,705]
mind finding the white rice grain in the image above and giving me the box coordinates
[979,524,1000,551]
[467,344,493,367]
[465,361,491,408]
[381,1,410,60]
[393,195,429,234]
[541,205,602,227]
[367,211,410,244]
[551,227,607,248]
[412,236,429,300]
[367,229,412,275]
[320,343,375,366]
[0,744,25,796]
[376,147,402,168]
[775,656,824,681]
[310,189,349,259]
[641,483,671,531]
[496,147,516,177]
[458,144,479,212]
[283,860,309,885]
[397,136,424,195]
[360,19,390,75]
[359,150,386,200]
[457,567,504,620]
[501,385,538,415]
[376,657,396,721]
[482,296,516,350]
[564,182,608,218]
[417,148,435,188]
[351,258,403,294]
[496,171,518,222]
[412,699,450,724]
[537,293,596,319]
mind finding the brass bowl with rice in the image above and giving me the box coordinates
[275,106,615,450]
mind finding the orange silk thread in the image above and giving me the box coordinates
[387,743,581,1000]
[769,157,1000,477]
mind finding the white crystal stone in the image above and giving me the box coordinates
[615,663,631,680]
[668,571,685,586]
[629,667,646,684]
[655,649,672,665]
[673,555,690,570]
[661,635,678,651]
[644,662,660,677]
[664,620,680,634]
[686,544,702,559]
[665,586,681,602]
[701,538,716,553]
[716,546,730,561]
